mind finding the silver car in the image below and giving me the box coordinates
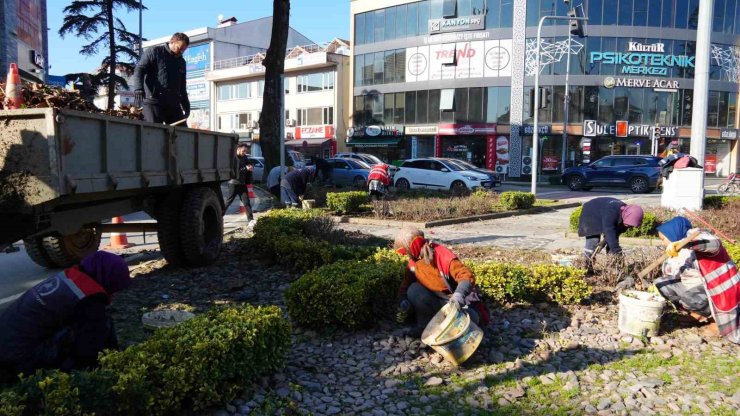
[246,157,265,182]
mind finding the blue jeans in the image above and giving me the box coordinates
[280,185,299,207]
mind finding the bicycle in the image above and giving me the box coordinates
[718,172,740,195]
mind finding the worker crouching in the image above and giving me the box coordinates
[394,227,489,337]
[367,163,392,200]
[654,217,740,343]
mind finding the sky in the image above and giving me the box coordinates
[46,0,351,76]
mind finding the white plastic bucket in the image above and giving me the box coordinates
[421,303,483,366]
[618,290,666,338]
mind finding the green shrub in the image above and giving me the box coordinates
[2,305,291,416]
[570,205,660,238]
[326,191,369,214]
[468,261,591,305]
[499,191,536,210]
[724,241,740,264]
[285,250,405,329]
[703,195,740,209]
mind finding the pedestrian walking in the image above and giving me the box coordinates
[133,32,191,124]
[578,197,644,270]
[224,144,255,228]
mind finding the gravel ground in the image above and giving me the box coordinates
[112,231,740,416]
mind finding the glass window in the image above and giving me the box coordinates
[384,94,394,124]
[218,84,231,100]
[428,89,441,122]
[681,89,693,126]
[486,87,498,123]
[385,6,396,41]
[714,0,725,32]
[662,0,674,28]
[440,89,455,111]
[603,1,618,25]
[355,13,365,45]
[707,91,720,127]
[384,51,395,83]
[443,0,457,17]
[364,11,374,44]
[526,0,539,27]
[396,4,407,38]
[468,87,484,123]
[472,0,486,15]
[500,0,513,28]
[374,9,385,42]
[496,86,510,124]
[458,0,471,16]
[405,91,416,124]
[237,82,250,98]
[418,0,431,35]
[454,88,468,122]
[729,93,737,128]
[374,52,384,84]
[619,0,633,25]
[688,0,700,29]
[628,88,644,124]
[362,54,373,86]
[614,87,629,120]
[724,0,736,33]
[589,0,604,25]
[539,1,556,26]
[585,37,601,75]
[601,38,617,75]
[354,96,365,125]
[648,0,661,26]
[583,86,599,120]
[258,80,264,97]
[407,2,418,37]
[395,49,407,83]
[552,86,565,123]
[592,158,614,168]
[371,94,383,122]
[394,92,405,124]
[485,0,499,28]
[736,0,740,34]
[431,0,444,19]
[675,0,688,28]
[634,0,648,26]
[719,91,729,127]
[598,88,615,124]
[569,86,583,123]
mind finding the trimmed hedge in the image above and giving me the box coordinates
[499,191,536,210]
[725,241,740,264]
[703,195,740,210]
[468,261,591,305]
[0,305,291,415]
[285,249,406,328]
[327,191,369,214]
[569,205,660,238]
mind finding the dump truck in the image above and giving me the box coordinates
[0,108,237,268]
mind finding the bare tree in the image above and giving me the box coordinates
[258,0,290,181]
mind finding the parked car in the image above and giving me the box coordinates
[326,158,371,188]
[561,155,662,193]
[393,158,492,193]
[336,152,399,177]
[246,156,265,182]
[446,159,501,187]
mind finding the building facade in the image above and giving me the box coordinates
[0,0,48,83]
[206,39,352,159]
[350,0,740,179]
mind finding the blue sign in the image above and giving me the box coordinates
[589,41,694,76]
[183,43,210,77]
[47,75,68,88]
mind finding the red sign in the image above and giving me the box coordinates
[295,125,334,139]
[616,121,629,138]
[330,139,337,156]
[434,135,442,157]
[705,154,717,174]
[542,156,559,171]
[495,136,509,166]
[437,123,497,136]
[486,136,496,170]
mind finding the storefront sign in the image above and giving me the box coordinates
[428,16,485,34]
[705,155,717,174]
[186,78,209,102]
[495,136,509,166]
[589,42,694,76]
[519,125,551,135]
[435,135,442,157]
[583,120,678,138]
[438,123,496,136]
[486,136,496,170]
[603,76,680,90]
[720,128,738,140]
[348,125,404,138]
[582,138,592,164]
[296,125,334,139]
[542,156,559,171]
[183,44,211,77]
[406,125,439,135]
[406,39,512,82]
[30,50,44,68]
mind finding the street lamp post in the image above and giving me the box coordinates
[532,14,588,195]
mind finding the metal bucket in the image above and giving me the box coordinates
[618,290,666,337]
[302,199,316,209]
[421,303,483,366]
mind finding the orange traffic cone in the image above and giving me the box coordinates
[4,63,24,109]
[106,216,134,249]
[239,185,255,215]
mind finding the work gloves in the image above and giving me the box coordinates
[449,292,465,309]
[396,298,411,324]
[665,241,681,258]
[133,89,144,107]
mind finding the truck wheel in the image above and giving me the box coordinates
[41,227,102,268]
[179,187,223,267]
[156,193,184,266]
[23,237,57,269]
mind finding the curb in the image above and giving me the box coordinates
[334,201,582,229]
[563,232,662,247]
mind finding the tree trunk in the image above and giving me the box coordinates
[106,0,116,110]
[259,0,290,182]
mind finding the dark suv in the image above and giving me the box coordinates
[561,155,662,193]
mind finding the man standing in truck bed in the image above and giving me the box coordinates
[133,32,191,124]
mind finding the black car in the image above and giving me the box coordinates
[561,155,662,193]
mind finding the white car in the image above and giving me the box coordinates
[393,158,492,193]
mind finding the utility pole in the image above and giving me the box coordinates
[690,0,713,167]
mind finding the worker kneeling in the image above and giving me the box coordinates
[0,251,131,379]
[394,227,489,337]
[655,217,740,343]
[367,163,392,200]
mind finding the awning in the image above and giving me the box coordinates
[285,138,331,147]
[346,137,402,148]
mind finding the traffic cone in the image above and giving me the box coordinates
[239,185,256,215]
[4,63,24,109]
[106,216,134,249]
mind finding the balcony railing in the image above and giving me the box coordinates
[209,41,348,72]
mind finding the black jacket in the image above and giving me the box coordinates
[235,156,254,184]
[577,197,627,254]
[281,168,314,196]
[133,43,190,113]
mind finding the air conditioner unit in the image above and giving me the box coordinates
[250,121,259,128]
[495,165,508,175]
[285,119,296,127]
[521,155,533,175]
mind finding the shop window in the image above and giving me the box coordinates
[440,89,455,112]
[583,87,599,121]
[598,88,615,124]
[568,86,583,123]
[707,91,720,128]
[416,90,428,124]
[428,89,441,122]
[719,92,729,128]
[355,13,365,45]
[681,89,693,126]
[468,87,484,123]
[629,88,644,124]
[405,91,417,125]
[728,93,737,128]
[454,88,468,122]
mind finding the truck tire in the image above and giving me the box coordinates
[23,237,57,269]
[156,193,185,266]
[179,187,223,267]
[41,227,102,268]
